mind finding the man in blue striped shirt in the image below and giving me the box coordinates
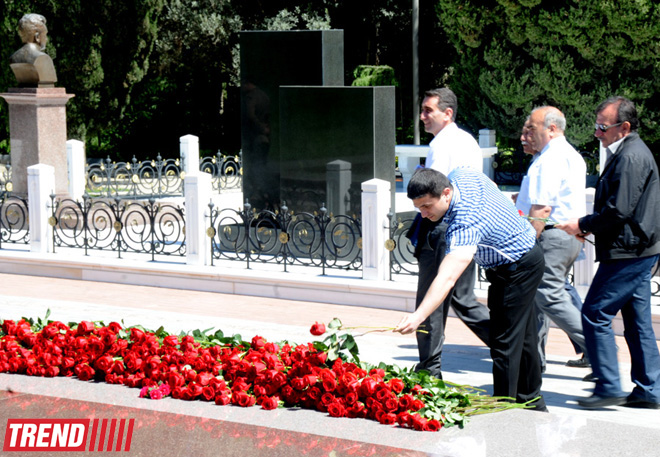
[396,167,547,411]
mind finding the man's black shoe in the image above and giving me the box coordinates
[566,355,590,368]
[624,396,660,409]
[577,395,625,409]
[582,373,598,382]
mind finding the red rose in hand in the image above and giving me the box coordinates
[310,322,326,336]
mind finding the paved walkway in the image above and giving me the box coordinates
[1,273,660,456]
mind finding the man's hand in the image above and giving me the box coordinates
[394,312,425,335]
[556,218,586,236]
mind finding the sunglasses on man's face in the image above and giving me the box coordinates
[594,122,623,132]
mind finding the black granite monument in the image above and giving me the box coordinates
[279,86,396,215]
[240,30,344,211]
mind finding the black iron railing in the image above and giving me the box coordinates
[0,195,29,247]
[50,195,186,260]
[207,201,362,275]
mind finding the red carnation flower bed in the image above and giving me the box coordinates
[1,315,528,431]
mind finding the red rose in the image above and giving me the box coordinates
[388,378,405,394]
[76,321,95,335]
[411,414,428,431]
[396,411,412,427]
[94,355,113,373]
[74,363,96,381]
[309,322,326,336]
[378,412,397,425]
[327,401,346,418]
[201,386,215,401]
[260,395,280,410]
[215,391,231,405]
[162,335,179,347]
[251,336,266,349]
[426,419,442,432]
[232,391,256,407]
[129,328,145,343]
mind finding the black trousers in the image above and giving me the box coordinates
[485,242,546,409]
[415,222,490,379]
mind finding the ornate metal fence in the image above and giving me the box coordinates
[87,152,242,199]
[387,211,418,279]
[0,195,29,247]
[199,152,242,193]
[0,165,12,198]
[50,195,186,260]
[207,201,362,275]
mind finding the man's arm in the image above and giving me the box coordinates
[395,252,473,334]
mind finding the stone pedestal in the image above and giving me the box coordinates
[0,87,74,196]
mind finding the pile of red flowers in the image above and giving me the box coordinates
[0,317,445,432]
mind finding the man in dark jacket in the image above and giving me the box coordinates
[558,96,660,409]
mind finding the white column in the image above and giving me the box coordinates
[27,163,55,253]
[326,159,351,216]
[66,139,86,201]
[185,172,212,266]
[361,178,391,280]
[180,134,200,176]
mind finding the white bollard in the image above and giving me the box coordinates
[180,134,200,176]
[27,164,55,253]
[185,172,212,266]
[66,139,86,201]
[361,178,391,281]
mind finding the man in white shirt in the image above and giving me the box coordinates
[516,106,587,372]
[407,88,490,379]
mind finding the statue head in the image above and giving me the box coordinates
[9,13,57,87]
[17,14,49,50]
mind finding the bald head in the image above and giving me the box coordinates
[528,106,566,151]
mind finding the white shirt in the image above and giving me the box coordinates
[515,135,586,224]
[425,122,483,174]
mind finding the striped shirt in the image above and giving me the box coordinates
[444,168,537,268]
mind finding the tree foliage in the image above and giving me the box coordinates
[436,0,660,152]
[0,1,453,159]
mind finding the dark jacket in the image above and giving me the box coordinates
[579,132,660,261]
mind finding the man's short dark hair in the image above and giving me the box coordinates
[407,168,452,200]
[597,96,639,132]
[424,88,458,121]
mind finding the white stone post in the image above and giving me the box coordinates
[395,144,430,190]
[66,139,86,201]
[479,129,498,181]
[185,172,212,266]
[326,159,351,216]
[180,134,200,176]
[573,188,596,295]
[361,178,391,280]
[27,163,55,253]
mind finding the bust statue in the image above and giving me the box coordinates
[9,14,57,88]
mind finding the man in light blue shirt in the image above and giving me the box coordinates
[396,167,547,411]
[516,106,588,372]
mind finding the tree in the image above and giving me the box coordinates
[436,0,660,153]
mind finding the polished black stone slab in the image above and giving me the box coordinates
[279,86,396,215]
[240,30,344,211]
